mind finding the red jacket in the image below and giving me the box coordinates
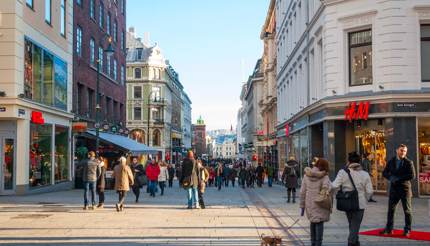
[146,164,160,181]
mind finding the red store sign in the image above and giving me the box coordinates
[344,101,370,123]
[31,111,44,125]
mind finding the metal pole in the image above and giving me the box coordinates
[95,59,100,154]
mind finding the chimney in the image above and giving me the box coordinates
[144,32,150,46]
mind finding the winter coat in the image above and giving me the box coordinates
[176,167,182,181]
[167,166,175,180]
[239,168,247,180]
[300,167,332,223]
[113,163,134,191]
[146,163,161,181]
[283,160,299,189]
[229,168,237,180]
[256,166,264,178]
[216,165,223,177]
[82,158,101,182]
[96,166,106,192]
[209,168,216,180]
[158,166,169,182]
[223,166,231,178]
[383,157,415,198]
[131,163,144,187]
[267,166,274,177]
[198,166,210,193]
[332,163,374,210]
[181,158,199,189]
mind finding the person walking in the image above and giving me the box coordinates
[96,156,106,209]
[300,158,332,246]
[267,165,274,187]
[239,165,247,188]
[82,151,101,210]
[255,163,264,187]
[282,157,299,203]
[249,165,256,188]
[216,163,223,191]
[208,167,216,187]
[332,152,373,246]
[197,160,209,209]
[131,157,144,203]
[180,151,199,209]
[146,160,160,197]
[158,161,169,196]
[167,163,175,188]
[113,156,134,212]
[380,144,416,237]
[223,164,231,187]
[176,165,182,187]
[229,165,237,187]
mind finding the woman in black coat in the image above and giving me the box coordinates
[131,157,145,203]
[96,156,106,208]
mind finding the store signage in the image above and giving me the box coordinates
[419,172,430,184]
[72,122,88,133]
[256,130,264,136]
[285,124,289,137]
[31,111,44,124]
[0,107,6,112]
[344,101,370,123]
[18,109,25,116]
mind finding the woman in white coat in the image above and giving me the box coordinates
[158,161,169,196]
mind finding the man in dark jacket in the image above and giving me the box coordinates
[180,151,199,209]
[380,144,416,237]
[255,163,264,187]
[82,151,101,210]
[167,164,175,187]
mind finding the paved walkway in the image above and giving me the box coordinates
[0,182,429,245]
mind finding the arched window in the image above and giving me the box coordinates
[152,129,161,146]
[134,68,142,79]
[130,129,145,143]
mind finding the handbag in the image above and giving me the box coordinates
[182,160,195,189]
[315,186,332,211]
[336,168,360,212]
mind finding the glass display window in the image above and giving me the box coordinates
[418,118,430,196]
[55,125,69,183]
[29,123,52,187]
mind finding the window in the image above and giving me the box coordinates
[349,29,372,86]
[134,86,142,98]
[106,56,111,76]
[130,129,145,143]
[153,129,161,146]
[88,88,94,117]
[76,0,82,6]
[121,65,125,84]
[421,25,430,82]
[26,0,34,9]
[45,0,51,24]
[60,0,66,36]
[55,125,69,183]
[76,26,82,56]
[121,31,125,50]
[113,21,118,43]
[89,0,95,19]
[90,38,95,65]
[134,107,142,120]
[151,86,161,101]
[134,68,142,79]
[137,48,143,59]
[99,3,104,29]
[29,124,52,187]
[113,59,117,80]
[24,38,68,110]
[107,13,111,35]
[98,46,104,71]
[122,0,125,14]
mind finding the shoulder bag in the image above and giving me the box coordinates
[336,168,360,212]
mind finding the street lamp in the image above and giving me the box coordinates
[95,36,115,155]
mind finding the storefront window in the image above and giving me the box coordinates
[3,139,14,190]
[349,29,372,86]
[29,123,52,187]
[55,125,69,183]
[299,129,309,178]
[418,118,430,196]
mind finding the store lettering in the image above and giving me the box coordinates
[345,101,370,122]
[419,173,430,184]
[31,111,44,124]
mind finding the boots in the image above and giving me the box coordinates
[287,191,291,203]
[292,191,296,203]
[96,203,104,209]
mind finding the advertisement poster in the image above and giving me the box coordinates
[54,57,67,110]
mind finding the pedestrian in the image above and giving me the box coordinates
[223,164,230,187]
[249,166,256,188]
[113,156,134,212]
[267,165,274,187]
[239,165,247,188]
[180,151,199,209]
[208,167,216,187]
[216,162,223,191]
[197,160,209,209]
[256,163,264,187]
[361,153,377,203]
[82,151,101,210]
[380,144,416,237]
[158,161,169,196]
[96,156,106,209]
[176,165,182,187]
[282,157,299,203]
[229,165,237,187]
[146,159,160,197]
[130,157,144,203]
[167,163,175,188]
[332,152,373,246]
[300,158,332,246]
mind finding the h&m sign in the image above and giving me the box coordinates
[344,101,370,122]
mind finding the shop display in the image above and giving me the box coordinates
[419,142,430,195]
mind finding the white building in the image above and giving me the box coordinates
[276,0,430,197]
[181,92,192,150]
[212,134,237,159]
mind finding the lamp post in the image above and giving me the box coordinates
[146,91,155,146]
[95,36,115,155]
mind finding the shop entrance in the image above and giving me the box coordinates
[0,136,15,194]
[418,118,430,196]
[355,128,387,193]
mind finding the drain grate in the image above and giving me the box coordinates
[12,214,52,219]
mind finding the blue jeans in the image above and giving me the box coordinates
[268,177,273,187]
[187,187,198,208]
[84,181,96,206]
[149,180,157,196]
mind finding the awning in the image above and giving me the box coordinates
[86,130,158,155]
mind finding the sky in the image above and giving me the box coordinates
[127,0,269,130]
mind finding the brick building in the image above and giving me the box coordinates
[192,116,207,158]
[73,0,127,127]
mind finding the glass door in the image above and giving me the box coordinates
[1,137,15,193]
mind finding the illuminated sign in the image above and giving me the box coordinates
[72,122,87,133]
[344,101,370,122]
[285,124,289,137]
[31,111,44,124]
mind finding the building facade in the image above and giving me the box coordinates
[0,0,74,194]
[181,92,192,150]
[73,0,127,129]
[212,134,237,159]
[192,116,206,158]
[276,0,430,197]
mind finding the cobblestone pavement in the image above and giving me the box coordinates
[0,182,429,246]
